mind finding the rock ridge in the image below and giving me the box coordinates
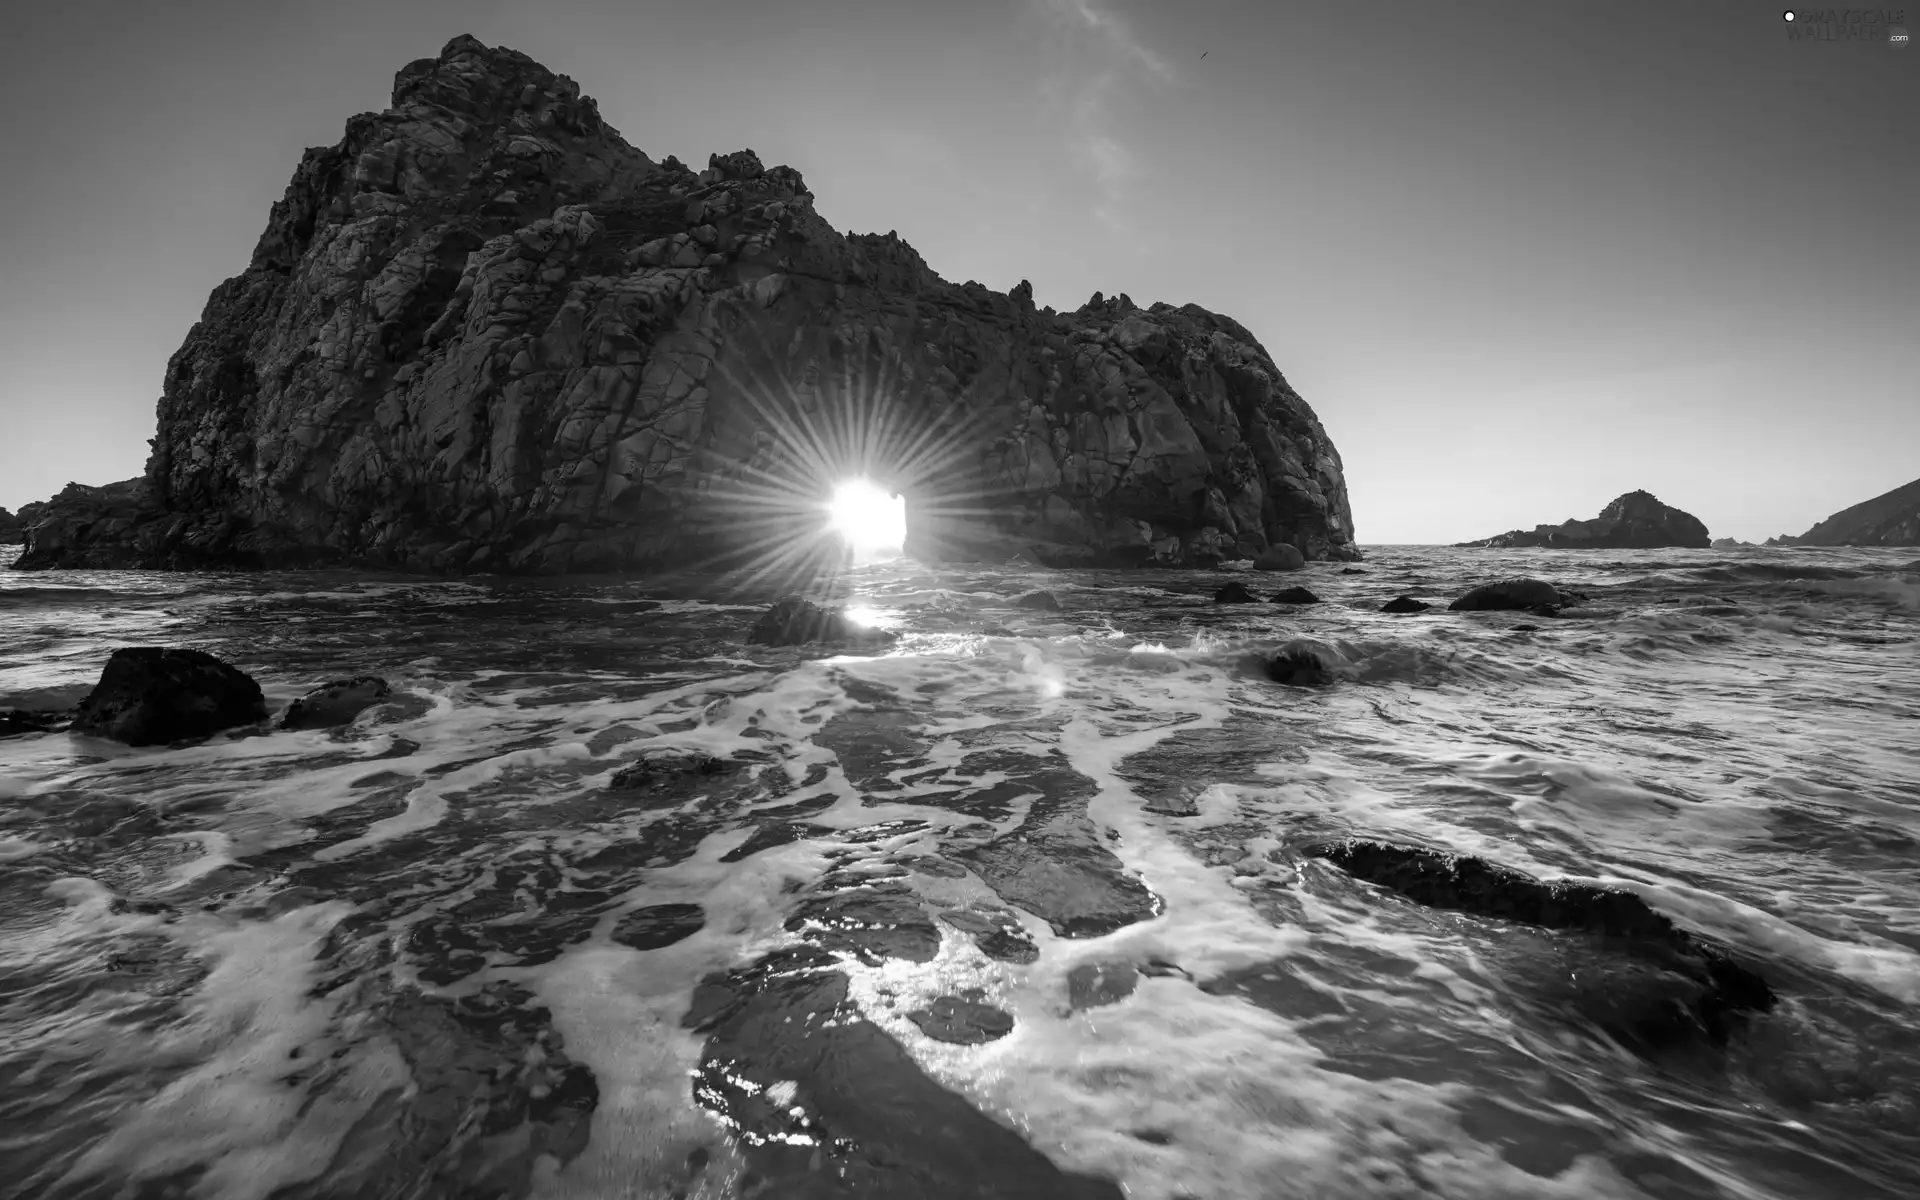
[15,34,1359,573]
[1456,490,1709,550]
[1766,476,1920,547]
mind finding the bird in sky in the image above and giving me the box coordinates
[1200,51,1208,58]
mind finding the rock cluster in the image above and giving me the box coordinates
[14,34,1359,574]
[1458,490,1710,550]
[1767,475,1920,547]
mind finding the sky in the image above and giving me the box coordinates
[1,0,1913,544]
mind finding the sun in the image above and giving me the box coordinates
[826,478,907,558]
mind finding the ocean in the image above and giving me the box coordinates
[2,541,1917,1200]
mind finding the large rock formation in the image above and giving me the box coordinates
[14,35,1358,575]
[1457,490,1710,550]
[0,507,22,545]
[1766,476,1920,547]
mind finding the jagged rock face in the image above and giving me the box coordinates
[1767,476,1920,547]
[1458,490,1710,550]
[15,34,1358,575]
[0,507,21,545]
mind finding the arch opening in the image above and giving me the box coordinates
[825,477,908,563]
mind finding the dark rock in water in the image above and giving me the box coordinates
[1340,567,1366,574]
[1448,578,1564,613]
[688,953,1123,1198]
[1214,582,1260,604]
[1380,596,1430,614]
[0,708,69,738]
[1013,590,1061,611]
[611,903,705,951]
[271,979,599,1195]
[746,596,896,648]
[596,599,663,614]
[280,675,392,730]
[1270,586,1320,604]
[11,37,1356,575]
[1251,544,1306,571]
[1067,961,1140,1010]
[609,749,730,790]
[1458,490,1711,550]
[1301,839,1775,1049]
[786,886,941,964]
[938,908,1041,963]
[1766,475,1920,546]
[956,821,1158,938]
[1262,641,1342,687]
[975,926,1041,964]
[70,647,268,746]
[1511,624,1541,633]
[907,996,1015,1044]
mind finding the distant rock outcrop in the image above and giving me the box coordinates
[14,34,1358,574]
[1766,477,1920,547]
[0,507,21,545]
[1457,491,1710,550]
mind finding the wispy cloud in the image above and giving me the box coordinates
[1029,0,1177,232]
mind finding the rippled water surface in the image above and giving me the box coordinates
[3,542,1918,1199]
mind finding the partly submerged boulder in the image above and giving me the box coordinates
[746,597,896,648]
[1251,544,1306,572]
[1459,491,1710,550]
[1301,839,1775,1052]
[1214,582,1260,604]
[13,35,1359,576]
[281,675,393,730]
[1271,586,1320,604]
[71,647,268,746]
[1258,639,1349,687]
[1380,596,1430,614]
[1012,590,1061,611]
[1448,578,1564,613]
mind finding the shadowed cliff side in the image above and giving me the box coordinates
[1766,476,1920,547]
[15,34,1359,575]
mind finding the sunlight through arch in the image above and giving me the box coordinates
[826,478,907,560]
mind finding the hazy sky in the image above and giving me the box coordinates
[1,0,1913,543]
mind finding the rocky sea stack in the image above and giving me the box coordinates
[1766,476,1920,547]
[1457,490,1709,550]
[12,34,1358,575]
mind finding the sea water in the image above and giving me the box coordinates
[1,542,1917,1199]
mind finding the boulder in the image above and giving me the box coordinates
[281,675,393,730]
[70,647,268,746]
[1447,578,1563,613]
[1260,640,1347,686]
[10,35,1359,576]
[1270,586,1319,604]
[1251,544,1306,571]
[1214,582,1260,604]
[1012,590,1061,611]
[1458,491,1710,550]
[1380,596,1430,614]
[745,597,896,647]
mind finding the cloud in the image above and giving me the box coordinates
[1029,0,1176,231]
